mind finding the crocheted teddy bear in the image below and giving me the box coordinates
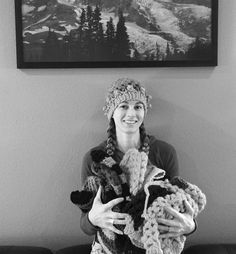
[71,149,130,254]
[119,149,206,254]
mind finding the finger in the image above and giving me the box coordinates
[106,197,124,209]
[158,225,181,233]
[158,225,169,232]
[159,232,180,238]
[108,225,123,235]
[157,218,180,227]
[113,219,127,225]
[112,212,129,220]
[158,226,182,235]
[94,185,102,202]
[164,206,182,219]
[184,199,194,216]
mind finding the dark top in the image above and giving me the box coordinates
[80,135,179,236]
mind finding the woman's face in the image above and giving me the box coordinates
[112,100,145,135]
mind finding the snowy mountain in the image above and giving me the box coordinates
[21,0,212,60]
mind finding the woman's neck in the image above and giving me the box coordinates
[116,131,141,153]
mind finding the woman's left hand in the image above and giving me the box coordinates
[157,199,195,238]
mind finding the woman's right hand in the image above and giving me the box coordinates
[88,186,128,235]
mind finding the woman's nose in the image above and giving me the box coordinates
[126,107,136,116]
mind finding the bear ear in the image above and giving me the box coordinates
[70,190,93,205]
[91,149,108,163]
[170,176,189,190]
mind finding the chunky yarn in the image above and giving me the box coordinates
[71,148,206,254]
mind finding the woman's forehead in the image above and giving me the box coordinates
[120,100,144,105]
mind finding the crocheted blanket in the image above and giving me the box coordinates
[71,148,206,254]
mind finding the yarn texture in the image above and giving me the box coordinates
[71,148,206,254]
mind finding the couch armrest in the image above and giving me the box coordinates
[55,244,91,254]
[0,246,53,254]
[182,244,236,254]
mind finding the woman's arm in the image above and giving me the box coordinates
[80,151,98,235]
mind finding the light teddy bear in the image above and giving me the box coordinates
[120,149,206,254]
[71,148,206,254]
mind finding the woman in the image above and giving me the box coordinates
[80,78,196,253]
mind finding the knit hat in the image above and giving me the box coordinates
[103,78,152,120]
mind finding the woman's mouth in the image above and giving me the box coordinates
[123,120,138,124]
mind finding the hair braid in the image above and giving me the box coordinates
[106,120,150,156]
[139,123,150,155]
[106,118,117,156]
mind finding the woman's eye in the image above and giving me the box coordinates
[120,104,128,109]
[135,105,143,110]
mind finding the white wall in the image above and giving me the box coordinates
[1,0,236,251]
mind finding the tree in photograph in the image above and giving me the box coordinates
[114,10,131,61]
[61,34,70,61]
[155,42,161,61]
[186,36,212,60]
[83,5,94,60]
[69,8,86,60]
[67,28,84,61]
[130,42,140,61]
[41,28,61,61]
[80,8,86,26]
[132,48,140,60]
[105,17,116,60]
[95,22,106,60]
[92,5,102,39]
[164,42,172,61]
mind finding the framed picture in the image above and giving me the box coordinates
[15,0,218,69]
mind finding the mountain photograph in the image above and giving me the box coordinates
[19,0,215,63]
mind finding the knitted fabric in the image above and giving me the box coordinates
[71,148,206,254]
[120,149,206,254]
[103,78,152,120]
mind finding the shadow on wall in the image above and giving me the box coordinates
[148,98,236,244]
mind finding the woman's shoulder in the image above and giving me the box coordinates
[83,140,107,160]
[149,135,176,153]
[81,140,107,175]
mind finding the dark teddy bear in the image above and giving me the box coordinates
[71,149,130,209]
[70,149,131,253]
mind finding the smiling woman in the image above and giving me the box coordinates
[70,78,203,254]
[113,100,145,139]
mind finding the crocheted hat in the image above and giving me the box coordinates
[103,78,152,120]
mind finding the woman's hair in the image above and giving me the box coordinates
[105,118,150,156]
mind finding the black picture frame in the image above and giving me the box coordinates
[15,0,218,69]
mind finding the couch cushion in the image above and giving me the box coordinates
[0,246,53,254]
[182,244,236,254]
[55,244,91,254]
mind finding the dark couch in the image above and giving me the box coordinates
[54,244,236,254]
[0,246,53,254]
[182,244,236,254]
[2,244,235,254]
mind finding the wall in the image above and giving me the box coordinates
[0,0,236,251]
